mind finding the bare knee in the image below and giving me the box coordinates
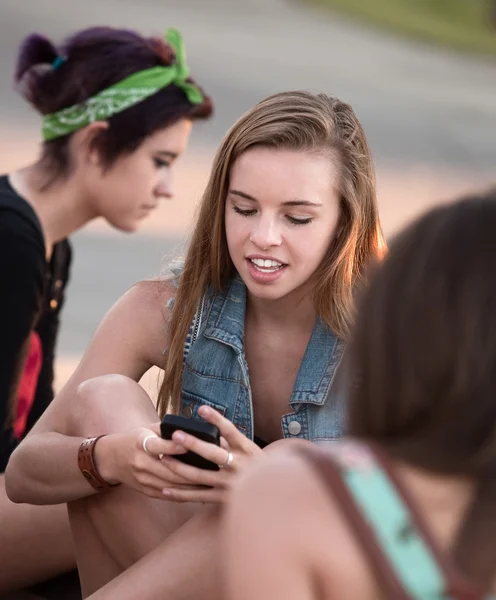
[70,374,158,437]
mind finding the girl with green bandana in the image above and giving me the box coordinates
[0,25,211,594]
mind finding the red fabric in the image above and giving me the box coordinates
[13,331,42,440]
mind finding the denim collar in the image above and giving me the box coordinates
[204,274,246,353]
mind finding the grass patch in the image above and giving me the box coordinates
[306,0,496,56]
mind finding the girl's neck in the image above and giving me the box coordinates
[9,165,97,257]
[246,286,317,331]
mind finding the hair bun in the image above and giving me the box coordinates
[15,33,59,83]
[147,36,176,67]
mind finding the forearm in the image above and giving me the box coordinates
[4,431,106,505]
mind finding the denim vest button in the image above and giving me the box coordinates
[288,421,302,436]
[182,405,193,418]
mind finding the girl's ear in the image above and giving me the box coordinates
[73,121,110,166]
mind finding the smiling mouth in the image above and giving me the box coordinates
[248,258,287,273]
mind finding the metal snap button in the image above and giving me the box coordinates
[182,405,193,418]
[288,421,302,436]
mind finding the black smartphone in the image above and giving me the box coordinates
[160,414,221,471]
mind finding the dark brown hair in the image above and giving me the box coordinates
[15,27,212,181]
[348,189,496,589]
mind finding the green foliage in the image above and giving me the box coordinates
[306,0,496,56]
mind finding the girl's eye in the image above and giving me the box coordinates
[232,204,312,225]
[287,216,313,226]
[154,158,170,169]
[233,205,256,217]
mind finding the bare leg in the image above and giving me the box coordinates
[0,474,75,592]
[70,481,199,596]
[86,506,223,600]
[69,378,310,599]
[67,376,199,596]
[84,441,316,599]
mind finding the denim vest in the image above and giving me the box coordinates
[179,274,346,443]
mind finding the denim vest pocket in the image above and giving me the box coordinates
[179,391,227,420]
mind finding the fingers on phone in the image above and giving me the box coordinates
[147,460,191,487]
[197,406,244,447]
[161,457,219,487]
[145,436,186,457]
[148,422,163,436]
[171,431,224,464]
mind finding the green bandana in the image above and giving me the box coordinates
[42,28,204,142]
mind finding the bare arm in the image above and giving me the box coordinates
[5,281,173,505]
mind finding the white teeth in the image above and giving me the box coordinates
[249,258,285,273]
[251,258,282,268]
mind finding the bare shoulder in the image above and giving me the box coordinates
[227,445,333,558]
[237,439,374,495]
[119,278,176,318]
[101,278,176,365]
[66,277,178,387]
[226,444,380,600]
[231,444,331,515]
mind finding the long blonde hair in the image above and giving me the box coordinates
[158,91,385,417]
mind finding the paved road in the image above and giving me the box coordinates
[0,0,494,384]
[2,0,495,169]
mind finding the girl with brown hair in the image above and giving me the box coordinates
[225,190,496,599]
[7,91,384,598]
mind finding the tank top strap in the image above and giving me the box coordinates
[298,443,491,600]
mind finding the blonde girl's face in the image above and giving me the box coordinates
[225,147,341,303]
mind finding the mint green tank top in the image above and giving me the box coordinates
[302,442,494,600]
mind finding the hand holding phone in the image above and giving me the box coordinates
[160,414,221,471]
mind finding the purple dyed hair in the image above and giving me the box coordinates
[15,27,213,178]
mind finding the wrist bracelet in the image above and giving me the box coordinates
[77,435,119,492]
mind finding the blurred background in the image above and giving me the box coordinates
[1,0,495,394]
